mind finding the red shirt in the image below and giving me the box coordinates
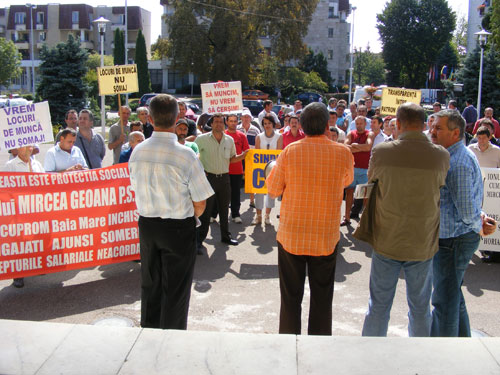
[283,129,305,148]
[350,130,370,169]
[225,130,249,175]
[472,117,500,138]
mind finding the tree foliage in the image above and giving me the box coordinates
[135,29,151,96]
[377,0,455,88]
[491,0,500,47]
[299,48,332,87]
[452,14,467,58]
[37,35,89,125]
[151,36,170,60]
[0,37,22,89]
[113,28,125,65]
[167,0,319,84]
[353,46,386,86]
[435,42,459,74]
[458,44,500,112]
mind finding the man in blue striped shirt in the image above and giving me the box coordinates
[430,109,483,337]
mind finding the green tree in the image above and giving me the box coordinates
[491,0,500,47]
[435,41,459,79]
[252,53,280,90]
[278,67,328,97]
[37,34,89,125]
[113,29,125,65]
[0,37,22,89]
[151,36,170,60]
[299,48,332,87]
[377,0,455,88]
[167,0,319,84]
[458,45,480,105]
[135,29,152,96]
[481,45,500,111]
[353,46,386,86]
[85,52,114,101]
[452,14,467,58]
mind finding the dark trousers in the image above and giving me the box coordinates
[278,242,338,335]
[138,216,196,329]
[229,174,243,218]
[198,173,231,244]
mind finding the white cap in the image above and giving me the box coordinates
[241,109,253,118]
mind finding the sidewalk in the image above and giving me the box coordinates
[2,319,500,374]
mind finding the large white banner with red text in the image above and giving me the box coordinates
[0,164,139,280]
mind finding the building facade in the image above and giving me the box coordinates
[467,0,491,53]
[158,0,351,94]
[0,4,151,92]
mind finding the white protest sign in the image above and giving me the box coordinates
[480,168,500,252]
[201,81,243,114]
[0,101,53,151]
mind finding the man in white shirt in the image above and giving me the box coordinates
[370,116,388,147]
[258,100,280,130]
[44,128,87,172]
[4,145,44,288]
[348,105,371,132]
[468,126,500,168]
[129,94,214,330]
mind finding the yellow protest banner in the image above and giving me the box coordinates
[380,87,422,116]
[97,64,139,95]
[244,149,282,194]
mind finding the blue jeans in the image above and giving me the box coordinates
[362,251,433,337]
[431,231,480,337]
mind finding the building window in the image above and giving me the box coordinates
[328,7,334,18]
[72,11,79,24]
[168,70,189,90]
[328,28,334,38]
[39,31,46,41]
[328,50,333,60]
[118,14,125,25]
[36,12,44,25]
[15,12,26,24]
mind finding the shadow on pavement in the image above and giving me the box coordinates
[463,253,500,297]
[0,262,140,321]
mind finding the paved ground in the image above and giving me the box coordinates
[1,141,500,337]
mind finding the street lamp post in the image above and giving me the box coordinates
[348,6,356,105]
[26,3,37,94]
[124,0,129,106]
[93,17,110,140]
[475,29,491,121]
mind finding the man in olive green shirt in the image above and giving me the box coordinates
[195,113,248,250]
[361,103,450,337]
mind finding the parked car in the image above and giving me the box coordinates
[297,92,323,105]
[139,93,158,107]
[242,90,269,100]
[243,99,264,117]
[6,98,30,107]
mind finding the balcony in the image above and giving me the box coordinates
[72,23,79,30]
[81,41,94,49]
[36,24,44,30]
[14,42,29,49]
[112,24,126,31]
[0,26,4,33]
[15,24,26,31]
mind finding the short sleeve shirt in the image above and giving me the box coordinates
[225,130,249,175]
[195,132,236,174]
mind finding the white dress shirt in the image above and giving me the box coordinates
[44,144,88,172]
[4,156,44,172]
[129,132,214,219]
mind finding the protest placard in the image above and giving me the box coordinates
[97,64,139,96]
[201,81,243,114]
[480,168,500,252]
[0,164,140,280]
[0,101,53,151]
[244,149,281,194]
[380,87,422,116]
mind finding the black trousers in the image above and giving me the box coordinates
[278,241,338,335]
[229,174,243,218]
[198,173,231,243]
[138,216,196,329]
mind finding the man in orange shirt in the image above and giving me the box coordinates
[267,102,354,335]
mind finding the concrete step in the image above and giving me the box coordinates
[1,319,500,374]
